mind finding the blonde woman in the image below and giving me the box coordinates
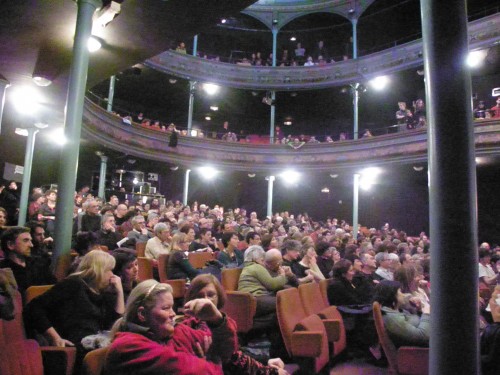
[25,250,124,369]
[106,280,229,374]
[167,232,200,280]
[295,245,325,282]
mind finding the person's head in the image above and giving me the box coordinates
[332,259,354,281]
[399,252,412,265]
[115,204,128,218]
[360,252,376,269]
[120,280,175,341]
[0,207,7,226]
[301,245,317,261]
[479,248,492,265]
[185,274,226,309]
[26,221,45,246]
[32,193,45,205]
[398,101,407,110]
[394,264,418,293]
[281,239,302,260]
[170,232,188,252]
[1,226,32,259]
[45,189,57,202]
[73,249,116,291]
[179,225,195,242]
[108,195,119,207]
[154,223,170,242]
[8,181,17,190]
[373,280,401,309]
[375,252,391,269]
[132,215,146,231]
[244,245,265,264]
[85,199,100,215]
[112,249,138,287]
[346,254,362,272]
[316,241,331,257]
[246,231,261,246]
[198,228,212,243]
[221,231,238,249]
[301,235,314,248]
[101,214,116,232]
[265,248,283,272]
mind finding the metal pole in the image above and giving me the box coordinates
[106,75,115,112]
[421,1,478,374]
[266,175,275,218]
[97,155,108,200]
[187,82,195,134]
[54,0,99,259]
[193,35,198,57]
[352,173,360,241]
[0,75,10,135]
[18,128,38,226]
[351,18,358,59]
[183,169,190,206]
[270,27,278,144]
[353,85,359,140]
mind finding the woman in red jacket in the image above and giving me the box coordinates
[106,279,233,374]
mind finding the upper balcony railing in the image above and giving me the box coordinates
[82,98,500,172]
[145,13,500,91]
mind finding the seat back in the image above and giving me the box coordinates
[373,301,399,373]
[82,347,109,375]
[24,285,54,306]
[54,253,74,282]
[157,254,186,299]
[0,339,43,375]
[221,268,242,291]
[157,253,170,283]
[136,242,147,257]
[221,291,256,333]
[188,252,214,269]
[319,278,330,306]
[298,282,328,315]
[137,257,154,281]
[276,288,308,358]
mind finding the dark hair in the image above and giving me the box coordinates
[394,264,417,294]
[281,239,301,255]
[74,231,98,256]
[260,234,274,250]
[373,280,401,308]
[179,225,193,235]
[332,259,352,279]
[112,248,137,277]
[1,226,30,252]
[221,231,237,248]
[316,241,330,256]
[245,231,260,244]
[478,248,491,259]
[185,274,226,309]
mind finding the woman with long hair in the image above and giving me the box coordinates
[106,279,231,374]
[111,249,139,301]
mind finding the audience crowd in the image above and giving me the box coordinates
[1,185,500,374]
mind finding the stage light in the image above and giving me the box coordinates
[10,86,43,114]
[359,167,382,191]
[280,169,300,184]
[210,106,219,111]
[203,83,220,96]
[467,50,487,67]
[88,36,102,52]
[198,166,218,180]
[369,76,389,91]
[221,19,227,24]
[205,116,211,121]
[190,129,198,137]
[290,36,296,41]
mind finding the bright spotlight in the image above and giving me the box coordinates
[133,178,138,185]
[190,129,198,137]
[203,83,220,96]
[280,169,300,184]
[359,167,382,191]
[290,36,296,41]
[221,18,227,24]
[198,166,218,180]
[205,116,211,121]
[467,50,487,68]
[50,128,67,146]
[10,86,42,114]
[88,36,102,52]
[369,76,389,91]
[210,106,219,111]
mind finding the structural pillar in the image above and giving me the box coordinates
[187,35,198,135]
[183,169,190,206]
[269,27,278,144]
[351,18,358,59]
[97,155,108,200]
[0,75,10,135]
[106,75,115,112]
[18,128,39,226]
[266,175,275,218]
[54,0,99,259]
[352,173,360,240]
[421,1,478,374]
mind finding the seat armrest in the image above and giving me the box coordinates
[290,331,323,358]
[40,346,77,375]
[321,319,340,342]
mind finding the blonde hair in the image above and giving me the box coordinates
[111,280,173,337]
[170,232,187,252]
[71,249,115,290]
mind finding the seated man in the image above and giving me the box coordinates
[479,248,498,286]
[76,199,101,233]
[265,248,298,288]
[0,227,55,296]
[127,215,153,244]
[375,252,395,281]
[94,214,122,251]
[353,252,381,303]
[189,228,216,252]
[145,222,171,261]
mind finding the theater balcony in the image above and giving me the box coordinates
[82,98,500,172]
[144,13,500,90]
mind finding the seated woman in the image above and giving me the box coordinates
[111,249,139,301]
[292,245,325,282]
[217,231,243,268]
[24,250,125,369]
[105,280,229,374]
[394,264,430,315]
[327,259,364,306]
[373,280,430,348]
[481,286,500,375]
[183,274,289,375]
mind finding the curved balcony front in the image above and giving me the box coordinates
[144,13,500,91]
[82,98,500,172]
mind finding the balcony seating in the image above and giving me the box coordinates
[0,291,76,375]
[372,302,429,375]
